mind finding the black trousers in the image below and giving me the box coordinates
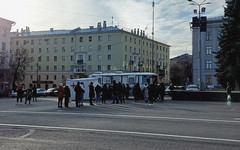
[65,97,69,107]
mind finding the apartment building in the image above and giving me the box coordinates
[191,17,223,88]
[0,17,15,94]
[11,21,170,88]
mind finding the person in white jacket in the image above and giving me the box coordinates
[143,83,149,103]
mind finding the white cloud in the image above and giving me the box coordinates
[0,0,226,58]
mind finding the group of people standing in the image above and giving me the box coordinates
[16,83,37,105]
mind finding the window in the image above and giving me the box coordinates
[98,45,102,51]
[89,36,92,42]
[130,37,132,43]
[1,30,6,37]
[88,55,92,61]
[79,46,83,51]
[16,41,19,45]
[38,56,42,62]
[71,37,74,43]
[62,56,65,61]
[107,65,111,70]
[54,38,58,44]
[1,42,6,50]
[46,56,49,61]
[206,32,212,41]
[54,75,57,80]
[45,39,50,44]
[39,48,42,53]
[98,55,102,60]
[31,66,33,70]
[31,40,34,45]
[206,46,212,55]
[46,48,49,53]
[62,38,66,44]
[89,46,92,51]
[206,60,212,69]
[98,36,102,42]
[206,75,212,84]
[71,47,74,52]
[62,47,65,53]
[71,56,74,61]
[79,37,83,42]
[39,39,42,45]
[98,65,101,71]
[54,56,57,61]
[125,55,127,61]
[125,36,127,42]
[54,66,57,71]
[46,75,49,80]
[46,66,49,71]
[54,47,57,52]
[107,55,112,60]
[62,65,65,71]
[125,45,127,51]
[30,75,33,80]
[108,45,112,50]
[31,57,33,62]
[108,35,111,41]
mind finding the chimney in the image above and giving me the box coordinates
[97,22,102,29]
[137,29,139,36]
[140,30,143,37]
[134,28,136,34]
[50,28,54,32]
[103,21,107,28]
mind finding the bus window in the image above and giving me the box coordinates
[98,78,102,84]
[113,76,121,83]
[129,77,135,84]
[142,75,148,84]
[103,76,111,84]
[122,76,128,85]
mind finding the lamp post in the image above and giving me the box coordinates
[36,55,42,88]
[187,0,211,91]
[152,0,155,73]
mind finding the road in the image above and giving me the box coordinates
[0,96,239,150]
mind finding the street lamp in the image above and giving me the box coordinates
[36,55,42,88]
[187,0,211,91]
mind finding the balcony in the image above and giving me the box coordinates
[77,60,84,64]
[74,68,86,73]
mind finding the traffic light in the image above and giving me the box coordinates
[200,16,207,32]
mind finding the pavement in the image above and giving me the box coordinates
[0,96,240,150]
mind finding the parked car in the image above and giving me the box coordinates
[10,90,26,98]
[46,88,58,96]
[165,86,170,95]
[36,88,47,97]
[186,84,199,91]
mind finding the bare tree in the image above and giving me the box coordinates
[9,46,31,91]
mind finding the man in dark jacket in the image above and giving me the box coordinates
[64,85,71,107]
[89,82,95,106]
[74,82,81,107]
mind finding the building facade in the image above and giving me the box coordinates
[11,22,170,88]
[0,17,15,95]
[191,17,223,88]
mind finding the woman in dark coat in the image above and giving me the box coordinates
[89,82,95,106]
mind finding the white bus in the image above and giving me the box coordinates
[88,71,158,89]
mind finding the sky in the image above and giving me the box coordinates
[0,0,226,58]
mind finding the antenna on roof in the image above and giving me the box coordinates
[112,16,113,26]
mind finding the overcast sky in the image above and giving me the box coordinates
[1,0,226,58]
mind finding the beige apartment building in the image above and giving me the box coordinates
[11,22,170,88]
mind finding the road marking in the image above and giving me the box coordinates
[235,118,240,120]
[0,111,240,124]
[0,123,240,143]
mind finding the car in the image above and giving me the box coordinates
[36,88,47,97]
[186,84,199,91]
[165,86,170,95]
[10,90,26,98]
[46,88,58,96]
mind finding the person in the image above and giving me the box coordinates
[148,83,155,105]
[125,84,131,100]
[95,83,102,104]
[57,83,64,108]
[159,82,165,102]
[133,82,141,102]
[143,83,149,103]
[226,82,232,101]
[16,83,24,104]
[102,84,108,104]
[64,85,71,107]
[89,82,95,106]
[112,80,118,104]
[74,82,81,107]
[25,87,32,104]
[79,82,85,106]
[32,84,37,101]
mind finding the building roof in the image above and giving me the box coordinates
[0,17,15,25]
[19,26,121,37]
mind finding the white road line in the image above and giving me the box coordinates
[0,110,240,124]
[0,123,240,143]
[235,118,240,120]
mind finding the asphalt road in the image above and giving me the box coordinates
[0,96,239,150]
